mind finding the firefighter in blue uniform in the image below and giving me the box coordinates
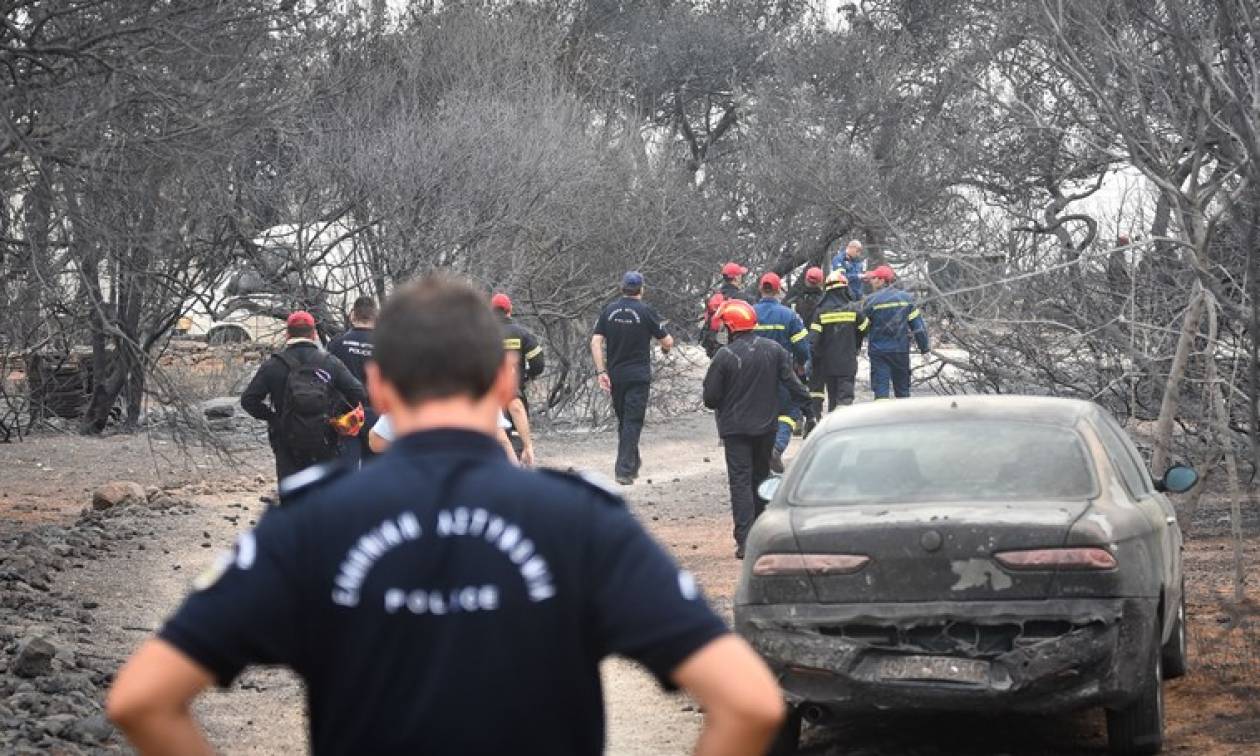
[830,239,866,301]
[107,276,785,756]
[861,264,930,399]
[753,272,810,472]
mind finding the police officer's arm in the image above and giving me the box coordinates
[585,502,782,756]
[701,349,729,410]
[909,303,930,354]
[109,512,303,753]
[522,331,545,380]
[646,307,674,353]
[673,635,785,756]
[591,310,611,391]
[239,360,276,423]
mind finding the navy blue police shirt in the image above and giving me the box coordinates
[158,429,726,756]
[593,297,668,385]
[326,327,374,384]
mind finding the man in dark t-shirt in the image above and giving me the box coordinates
[590,271,674,485]
[107,275,783,756]
[327,296,378,467]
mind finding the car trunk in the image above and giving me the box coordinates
[788,500,1093,603]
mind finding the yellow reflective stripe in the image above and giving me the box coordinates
[790,329,808,343]
[777,415,798,429]
[819,311,857,324]
[525,346,543,360]
[754,324,786,331]
[908,309,922,320]
[872,301,910,310]
[809,392,826,399]
[809,323,823,332]
[504,338,522,350]
[825,282,848,291]
[858,320,870,332]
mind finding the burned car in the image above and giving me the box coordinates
[735,396,1197,755]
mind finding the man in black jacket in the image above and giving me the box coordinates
[700,262,755,358]
[241,311,367,488]
[702,299,810,559]
[327,296,377,467]
[807,272,869,413]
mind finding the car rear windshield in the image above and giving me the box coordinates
[792,420,1097,505]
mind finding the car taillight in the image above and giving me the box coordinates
[752,554,870,576]
[994,547,1117,570]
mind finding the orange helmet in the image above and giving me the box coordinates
[713,299,757,333]
[330,403,366,437]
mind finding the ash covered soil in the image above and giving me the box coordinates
[1,412,1258,754]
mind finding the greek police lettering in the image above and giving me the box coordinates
[331,512,423,607]
[383,585,500,615]
[436,507,556,602]
[608,307,642,325]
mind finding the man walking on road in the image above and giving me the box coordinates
[703,299,810,559]
[241,311,366,490]
[327,296,377,468]
[808,271,869,412]
[109,275,784,756]
[591,271,674,485]
[862,264,930,399]
[752,273,811,473]
[492,292,544,465]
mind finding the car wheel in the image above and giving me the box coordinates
[1106,638,1164,755]
[766,705,802,756]
[1161,592,1188,680]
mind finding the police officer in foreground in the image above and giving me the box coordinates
[703,299,810,559]
[328,296,378,468]
[862,264,930,399]
[753,273,811,473]
[808,270,869,412]
[590,271,674,485]
[108,275,784,756]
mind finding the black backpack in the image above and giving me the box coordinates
[275,350,338,463]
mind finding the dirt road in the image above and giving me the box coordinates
[2,412,1259,754]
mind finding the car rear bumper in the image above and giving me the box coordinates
[734,598,1158,714]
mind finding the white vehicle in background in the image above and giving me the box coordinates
[174,219,380,346]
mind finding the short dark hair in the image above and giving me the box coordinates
[374,275,504,403]
[287,323,315,339]
[350,296,377,322]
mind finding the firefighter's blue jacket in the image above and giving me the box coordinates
[754,297,811,365]
[862,287,930,354]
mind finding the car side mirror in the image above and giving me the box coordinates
[1157,465,1198,494]
[757,476,782,501]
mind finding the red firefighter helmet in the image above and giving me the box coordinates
[805,266,825,285]
[713,299,758,333]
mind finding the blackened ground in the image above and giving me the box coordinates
[0,410,1257,754]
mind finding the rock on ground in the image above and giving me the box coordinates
[91,482,146,511]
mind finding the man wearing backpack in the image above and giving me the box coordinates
[241,311,367,490]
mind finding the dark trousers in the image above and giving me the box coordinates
[611,380,650,478]
[724,432,775,548]
[870,351,911,399]
[808,370,826,420]
[823,374,857,410]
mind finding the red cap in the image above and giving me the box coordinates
[863,265,895,283]
[759,272,782,292]
[722,262,748,278]
[805,266,825,284]
[490,293,512,313]
[286,311,315,329]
